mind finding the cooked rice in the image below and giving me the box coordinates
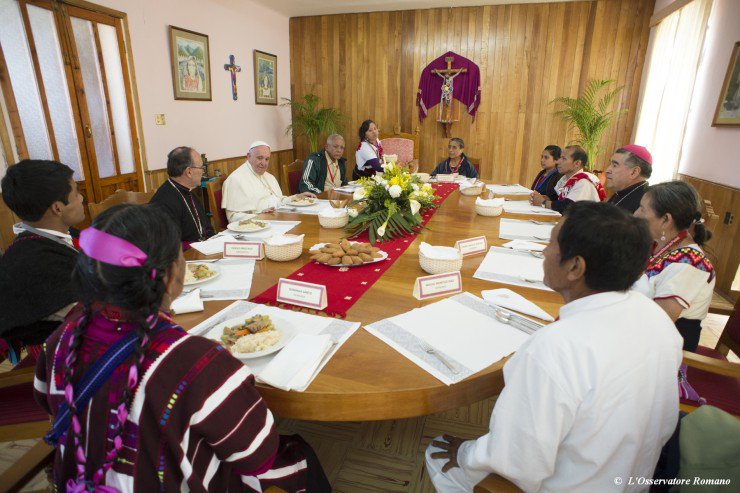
[233,330,281,353]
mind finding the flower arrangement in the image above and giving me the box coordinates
[346,161,439,243]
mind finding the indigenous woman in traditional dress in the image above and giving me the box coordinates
[34,204,328,493]
[354,119,384,179]
[530,145,562,196]
[633,181,715,352]
[431,137,479,179]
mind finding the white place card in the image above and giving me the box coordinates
[436,174,455,183]
[455,236,488,256]
[277,278,328,310]
[224,241,264,259]
[413,271,462,300]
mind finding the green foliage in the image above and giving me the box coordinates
[550,79,627,171]
[282,94,346,153]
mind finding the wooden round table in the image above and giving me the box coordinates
[180,190,563,421]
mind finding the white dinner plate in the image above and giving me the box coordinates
[289,198,318,207]
[227,220,271,233]
[309,242,388,267]
[183,262,221,286]
[205,315,296,360]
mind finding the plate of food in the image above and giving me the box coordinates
[290,196,317,207]
[227,218,270,233]
[205,314,295,360]
[309,239,387,267]
[184,262,220,286]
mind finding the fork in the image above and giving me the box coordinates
[519,276,541,284]
[494,309,538,335]
[527,250,545,259]
[419,342,459,374]
[529,220,549,225]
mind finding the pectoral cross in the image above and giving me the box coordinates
[432,56,467,137]
[223,54,241,101]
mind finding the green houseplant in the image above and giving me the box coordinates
[282,94,345,153]
[550,79,627,171]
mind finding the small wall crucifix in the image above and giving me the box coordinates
[223,54,241,100]
[431,56,467,137]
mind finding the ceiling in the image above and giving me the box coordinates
[251,0,576,18]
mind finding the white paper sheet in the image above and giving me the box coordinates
[503,200,562,216]
[188,301,360,391]
[499,218,555,242]
[486,184,532,195]
[365,293,529,385]
[473,246,552,291]
[196,258,256,300]
[501,239,547,251]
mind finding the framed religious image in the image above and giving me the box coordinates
[169,26,212,101]
[713,41,740,126]
[254,50,277,105]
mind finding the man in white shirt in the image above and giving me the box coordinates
[221,141,315,222]
[426,202,683,493]
[530,145,605,213]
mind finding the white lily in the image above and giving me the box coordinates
[353,188,366,200]
[372,174,384,184]
[348,207,359,218]
[388,184,402,198]
[412,184,419,192]
[377,223,386,237]
[409,199,421,216]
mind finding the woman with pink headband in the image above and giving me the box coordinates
[33,204,328,492]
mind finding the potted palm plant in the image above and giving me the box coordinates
[282,94,345,153]
[550,79,627,172]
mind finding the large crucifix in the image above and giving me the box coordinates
[431,56,467,137]
[223,54,241,101]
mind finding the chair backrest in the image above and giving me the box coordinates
[702,199,719,233]
[281,159,303,196]
[88,189,153,220]
[468,157,481,176]
[379,128,420,162]
[380,137,414,165]
[717,297,740,358]
[206,175,228,231]
[0,197,19,252]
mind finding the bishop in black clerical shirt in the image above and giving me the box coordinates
[149,146,214,247]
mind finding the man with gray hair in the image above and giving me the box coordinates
[605,144,652,214]
[299,134,348,193]
[149,146,214,246]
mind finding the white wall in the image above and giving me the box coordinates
[94,0,292,171]
[677,0,740,187]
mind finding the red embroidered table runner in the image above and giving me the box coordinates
[250,183,458,317]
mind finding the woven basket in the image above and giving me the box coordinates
[419,250,463,275]
[413,172,430,183]
[460,182,485,196]
[318,212,349,229]
[265,235,304,261]
[475,203,504,217]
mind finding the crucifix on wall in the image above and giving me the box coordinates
[223,54,241,100]
[416,51,482,137]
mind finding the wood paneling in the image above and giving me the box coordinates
[679,174,740,302]
[289,0,654,183]
[144,149,296,191]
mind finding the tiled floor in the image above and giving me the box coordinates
[1,313,735,492]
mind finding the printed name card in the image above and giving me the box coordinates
[224,241,264,259]
[277,278,328,310]
[413,271,463,300]
[436,174,455,183]
[455,236,488,256]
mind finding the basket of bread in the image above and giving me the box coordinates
[309,239,387,267]
[318,208,349,229]
[418,242,463,274]
[474,196,505,217]
[264,234,304,262]
[459,179,485,196]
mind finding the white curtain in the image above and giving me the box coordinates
[633,0,713,184]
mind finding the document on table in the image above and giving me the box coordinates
[499,218,555,242]
[366,293,529,385]
[473,247,552,291]
[503,200,561,216]
[196,258,256,300]
[189,221,301,255]
[189,301,360,391]
[486,184,532,195]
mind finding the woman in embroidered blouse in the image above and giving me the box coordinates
[633,181,715,352]
[354,119,384,179]
[431,137,479,179]
[34,204,327,492]
[530,145,562,196]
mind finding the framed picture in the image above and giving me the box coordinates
[254,50,277,105]
[713,41,740,126]
[169,26,212,101]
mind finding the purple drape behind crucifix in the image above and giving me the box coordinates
[416,51,481,122]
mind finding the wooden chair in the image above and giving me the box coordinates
[205,175,228,231]
[475,474,522,492]
[380,127,420,172]
[281,159,303,196]
[87,189,153,220]
[468,157,481,177]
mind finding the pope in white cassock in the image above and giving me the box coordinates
[221,141,315,222]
